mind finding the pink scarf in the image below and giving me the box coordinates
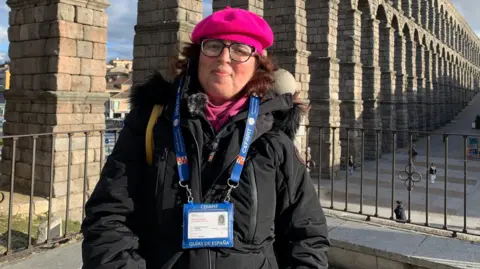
[205,95,249,132]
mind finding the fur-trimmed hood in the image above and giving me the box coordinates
[129,71,304,140]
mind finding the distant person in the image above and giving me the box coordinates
[394,200,407,222]
[429,163,437,184]
[409,145,418,162]
[347,155,354,176]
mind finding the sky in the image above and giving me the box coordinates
[0,0,477,63]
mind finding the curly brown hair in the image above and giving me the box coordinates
[169,43,277,98]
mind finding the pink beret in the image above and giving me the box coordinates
[191,7,274,54]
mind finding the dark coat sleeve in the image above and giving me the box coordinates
[273,138,330,269]
[81,107,150,269]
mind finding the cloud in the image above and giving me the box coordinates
[0,26,8,44]
[450,0,480,36]
[0,52,5,62]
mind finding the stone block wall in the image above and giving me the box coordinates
[133,0,203,85]
[0,0,110,221]
[3,0,480,215]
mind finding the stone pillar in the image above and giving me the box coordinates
[213,0,263,15]
[424,48,434,131]
[436,14,442,43]
[380,24,396,152]
[432,52,441,128]
[411,0,420,23]
[133,0,202,85]
[452,63,458,115]
[446,60,453,122]
[441,15,447,43]
[445,23,450,48]
[264,0,310,157]
[416,43,426,133]
[337,8,363,165]
[393,0,401,11]
[429,2,435,35]
[1,0,110,221]
[362,18,382,159]
[460,66,465,108]
[394,33,408,147]
[405,39,418,136]
[421,0,429,31]
[438,57,446,125]
[306,0,341,180]
[402,0,412,18]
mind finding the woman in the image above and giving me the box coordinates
[81,6,330,269]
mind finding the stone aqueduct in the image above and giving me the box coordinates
[0,0,480,219]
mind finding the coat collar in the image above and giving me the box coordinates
[129,71,304,140]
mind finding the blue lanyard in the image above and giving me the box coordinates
[172,78,260,185]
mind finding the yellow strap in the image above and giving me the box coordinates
[146,104,164,165]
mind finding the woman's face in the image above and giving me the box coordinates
[198,39,257,105]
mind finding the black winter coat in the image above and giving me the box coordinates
[81,72,330,269]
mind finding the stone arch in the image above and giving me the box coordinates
[391,14,400,32]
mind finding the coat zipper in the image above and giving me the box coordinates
[155,147,169,222]
[155,147,169,195]
[208,249,212,269]
[246,161,258,243]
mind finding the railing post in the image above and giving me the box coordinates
[318,127,323,200]
[83,132,90,221]
[463,135,468,233]
[345,128,350,212]
[443,134,448,230]
[65,133,73,237]
[47,134,56,243]
[408,132,413,223]
[330,127,336,209]
[375,129,380,217]
[360,129,364,214]
[6,137,18,255]
[390,131,396,220]
[27,136,38,249]
[425,134,430,226]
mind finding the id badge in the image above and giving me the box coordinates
[182,202,234,249]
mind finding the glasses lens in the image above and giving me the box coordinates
[201,39,254,62]
[230,43,253,62]
[202,39,224,57]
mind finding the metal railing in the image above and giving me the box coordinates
[0,128,120,258]
[305,125,480,238]
[0,124,479,259]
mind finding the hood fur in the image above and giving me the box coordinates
[129,71,304,140]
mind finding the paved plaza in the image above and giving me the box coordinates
[318,94,480,235]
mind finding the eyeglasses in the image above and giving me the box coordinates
[201,39,255,63]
